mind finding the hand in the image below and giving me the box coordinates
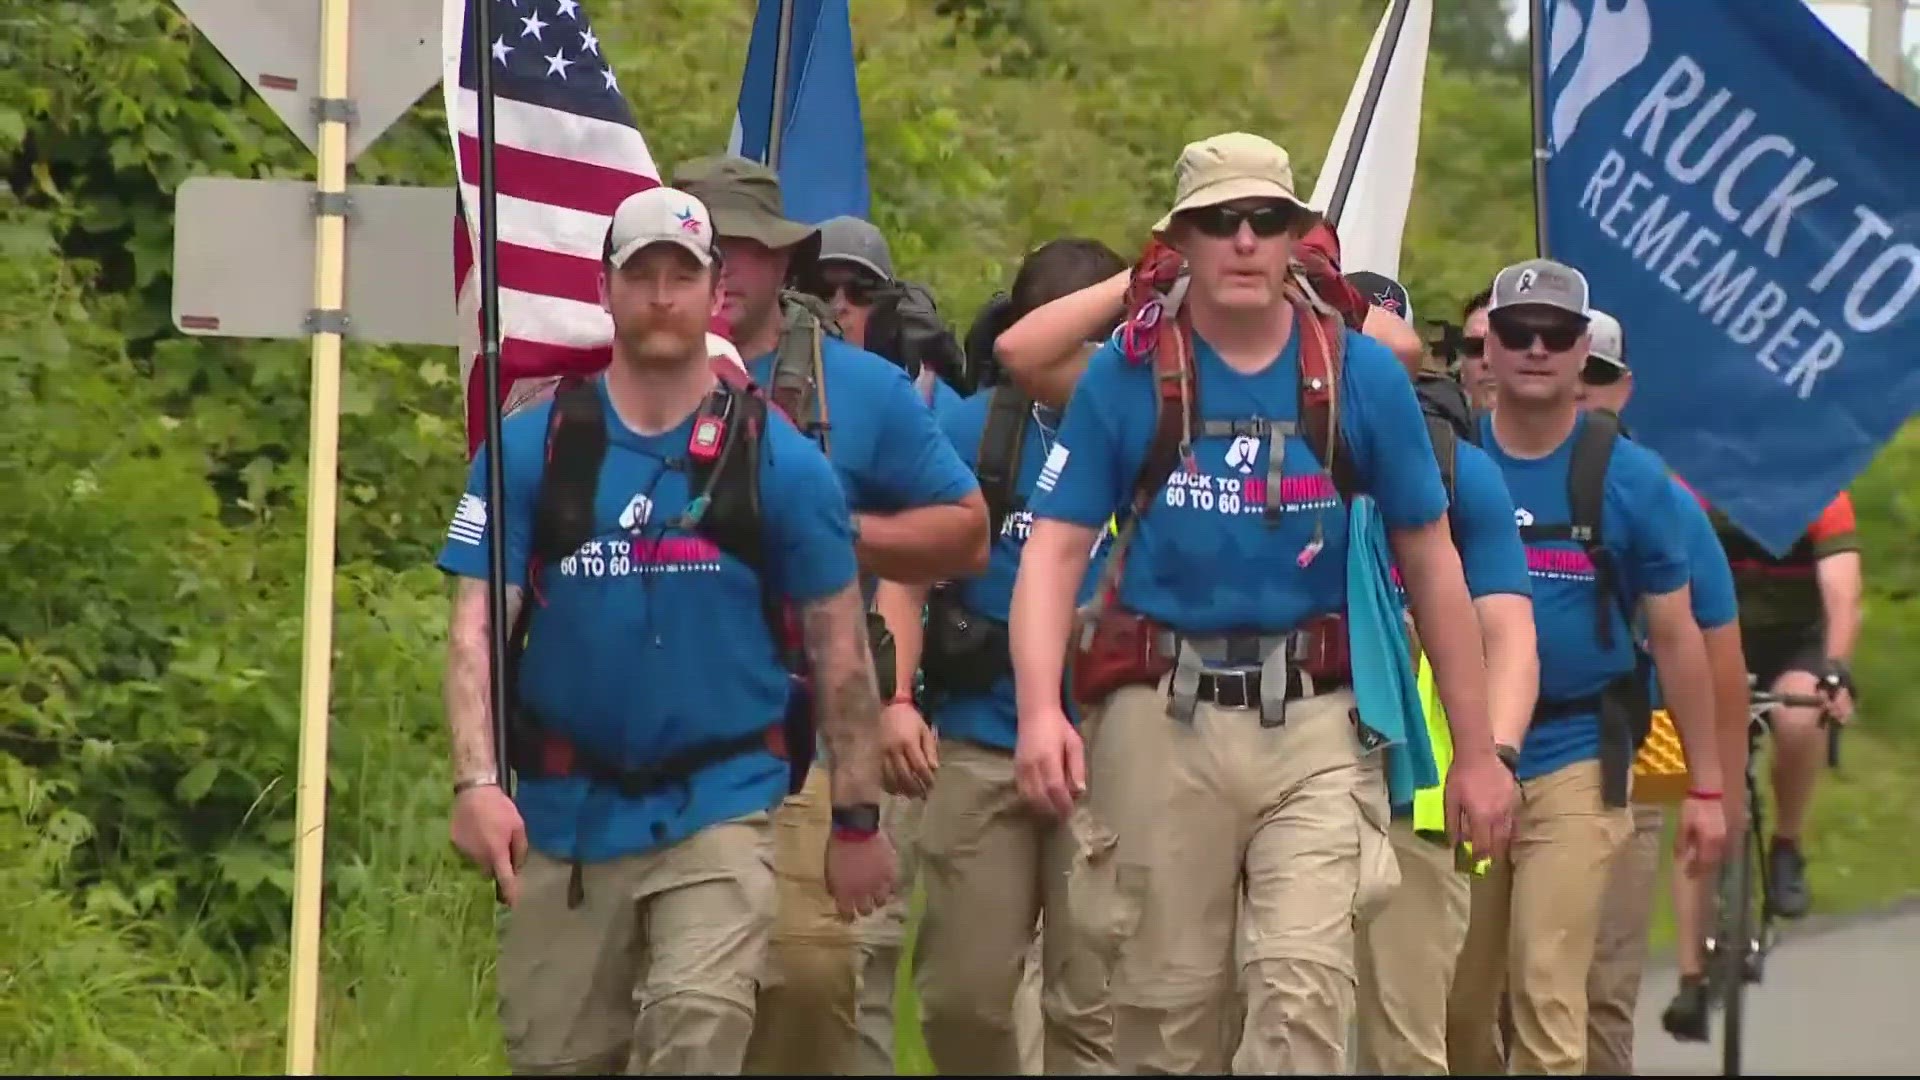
[450,783,528,907]
[1015,706,1085,820]
[1677,793,1729,877]
[825,829,898,919]
[880,701,939,799]
[1444,746,1517,863]
[1820,679,1856,724]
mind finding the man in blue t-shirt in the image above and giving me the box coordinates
[876,238,1128,1076]
[672,155,989,1076]
[1009,132,1517,1075]
[1444,265,1729,1075]
[436,187,894,1074]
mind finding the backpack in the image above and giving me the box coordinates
[974,382,1034,540]
[768,290,842,450]
[1413,372,1480,505]
[505,355,813,799]
[865,280,968,393]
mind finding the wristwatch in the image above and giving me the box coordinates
[1820,659,1855,697]
[831,802,882,837]
[1493,743,1521,776]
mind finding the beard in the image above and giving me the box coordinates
[615,312,707,370]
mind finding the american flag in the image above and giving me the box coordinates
[444,0,729,457]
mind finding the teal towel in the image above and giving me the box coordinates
[1345,496,1440,815]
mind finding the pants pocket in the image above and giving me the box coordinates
[1351,784,1400,922]
[1065,802,1141,969]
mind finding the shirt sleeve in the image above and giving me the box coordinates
[760,422,860,605]
[1615,443,1692,598]
[1451,442,1533,598]
[1338,330,1449,530]
[1675,478,1738,629]
[435,413,542,586]
[1027,342,1133,529]
[866,359,981,509]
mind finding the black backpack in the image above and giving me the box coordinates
[864,280,969,393]
[974,382,1034,540]
[506,361,812,800]
[1414,372,1480,506]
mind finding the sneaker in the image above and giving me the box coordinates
[1769,839,1812,919]
[1662,977,1711,1043]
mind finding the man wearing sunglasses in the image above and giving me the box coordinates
[1455,287,1497,411]
[1445,263,1727,1075]
[1011,132,1515,1074]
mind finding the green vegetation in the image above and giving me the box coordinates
[1,0,1913,1073]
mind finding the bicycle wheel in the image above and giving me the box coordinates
[1720,818,1756,1076]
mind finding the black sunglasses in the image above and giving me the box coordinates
[800,268,883,307]
[1581,358,1626,386]
[1184,202,1302,240]
[1488,313,1585,353]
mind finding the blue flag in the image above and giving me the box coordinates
[728,0,870,224]
[1541,0,1920,554]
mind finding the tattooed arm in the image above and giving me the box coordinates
[444,577,523,782]
[799,579,887,807]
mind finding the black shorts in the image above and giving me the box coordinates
[1743,625,1826,688]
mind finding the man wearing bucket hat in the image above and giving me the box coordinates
[1010,131,1516,1074]
[672,155,990,1076]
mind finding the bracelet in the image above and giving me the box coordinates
[831,824,880,842]
[454,773,500,796]
[888,690,916,707]
[1685,788,1723,802]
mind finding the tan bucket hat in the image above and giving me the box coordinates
[1152,132,1310,234]
[671,155,822,270]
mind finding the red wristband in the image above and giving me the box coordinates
[832,824,880,842]
[888,691,915,707]
[1685,789,1723,802]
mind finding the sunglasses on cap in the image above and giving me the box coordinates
[798,267,884,306]
[1488,312,1585,353]
[1183,201,1305,240]
[1581,358,1626,386]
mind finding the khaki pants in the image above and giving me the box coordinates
[914,737,1116,1074]
[849,793,922,1074]
[1354,819,1472,1074]
[1015,933,1045,1073]
[744,766,860,1075]
[1585,803,1666,1074]
[1448,760,1633,1075]
[497,814,776,1074]
[1078,680,1396,1075]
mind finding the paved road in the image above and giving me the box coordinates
[1632,899,1920,1075]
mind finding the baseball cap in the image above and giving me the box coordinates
[1346,271,1412,324]
[1487,257,1590,321]
[604,187,715,268]
[1153,132,1310,234]
[1587,309,1625,369]
[817,216,894,281]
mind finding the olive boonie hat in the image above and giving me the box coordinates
[671,155,822,270]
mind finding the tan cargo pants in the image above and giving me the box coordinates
[849,793,922,1074]
[1353,818,1472,1074]
[743,766,860,1075]
[914,736,1116,1074]
[1447,760,1633,1075]
[496,813,776,1074]
[1585,802,1666,1074]
[1078,679,1397,1075]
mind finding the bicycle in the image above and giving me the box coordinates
[1701,676,1841,1077]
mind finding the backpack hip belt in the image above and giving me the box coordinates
[920,582,1014,695]
[1160,616,1353,725]
[1070,243,1360,709]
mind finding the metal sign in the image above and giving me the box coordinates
[174,0,441,163]
[172,177,459,345]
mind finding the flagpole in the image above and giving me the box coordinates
[768,0,794,169]
[1528,0,1552,256]
[472,0,517,845]
[284,0,352,1071]
[1324,0,1413,228]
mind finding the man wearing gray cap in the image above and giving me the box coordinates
[672,154,990,1076]
[807,215,894,346]
[1445,262,1727,1074]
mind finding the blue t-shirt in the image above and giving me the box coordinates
[1477,413,1691,780]
[1648,475,1739,708]
[748,335,979,513]
[435,380,857,863]
[926,389,1110,752]
[1391,439,1533,602]
[1029,327,1449,635]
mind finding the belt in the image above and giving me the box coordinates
[1194,665,1352,710]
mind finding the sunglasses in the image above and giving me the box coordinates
[1488,313,1585,353]
[1184,202,1303,240]
[1581,358,1626,386]
[800,269,883,307]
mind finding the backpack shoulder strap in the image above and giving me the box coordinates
[1293,290,1362,502]
[976,383,1033,539]
[685,355,770,575]
[1569,409,1629,648]
[771,292,833,448]
[1427,414,1460,507]
[531,376,608,575]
